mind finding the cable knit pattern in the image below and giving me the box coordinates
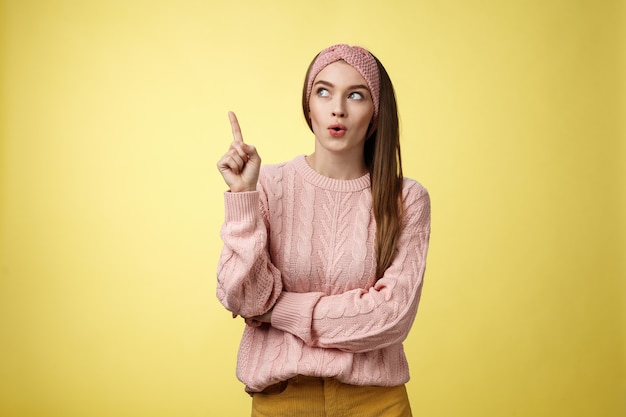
[217,155,430,393]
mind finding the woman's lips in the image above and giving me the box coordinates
[328,124,347,138]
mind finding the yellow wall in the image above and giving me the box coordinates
[0,0,623,416]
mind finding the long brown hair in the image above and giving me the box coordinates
[302,53,404,279]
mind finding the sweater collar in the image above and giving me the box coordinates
[293,155,371,192]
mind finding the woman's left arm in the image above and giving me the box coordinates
[267,181,431,353]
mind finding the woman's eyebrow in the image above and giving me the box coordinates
[313,80,334,88]
[313,80,370,91]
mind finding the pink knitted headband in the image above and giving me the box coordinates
[306,44,380,123]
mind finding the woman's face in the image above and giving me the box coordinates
[308,60,375,157]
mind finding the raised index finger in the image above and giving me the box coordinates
[228,111,244,144]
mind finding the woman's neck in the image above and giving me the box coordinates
[305,151,368,180]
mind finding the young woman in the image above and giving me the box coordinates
[216,44,431,417]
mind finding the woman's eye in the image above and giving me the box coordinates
[317,88,330,97]
[349,92,364,100]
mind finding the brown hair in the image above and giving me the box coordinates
[302,52,404,279]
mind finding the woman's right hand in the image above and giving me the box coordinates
[217,111,261,192]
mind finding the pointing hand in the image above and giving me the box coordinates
[217,112,261,192]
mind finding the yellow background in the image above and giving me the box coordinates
[1,0,624,416]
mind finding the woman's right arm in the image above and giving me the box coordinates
[216,112,282,318]
[217,190,282,318]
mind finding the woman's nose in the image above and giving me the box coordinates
[332,101,346,118]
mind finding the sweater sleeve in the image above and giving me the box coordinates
[216,189,282,318]
[271,182,430,353]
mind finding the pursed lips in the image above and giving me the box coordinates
[328,123,347,138]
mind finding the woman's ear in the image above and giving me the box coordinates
[366,120,377,139]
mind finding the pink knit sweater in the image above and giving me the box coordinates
[217,155,430,393]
